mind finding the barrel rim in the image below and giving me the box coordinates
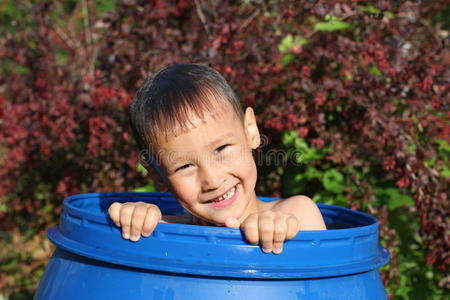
[48,225,390,279]
[47,192,390,279]
[64,192,379,237]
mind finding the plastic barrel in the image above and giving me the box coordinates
[35,192,390,299]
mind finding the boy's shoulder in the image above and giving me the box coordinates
[262,195,326,230]
[261,195,317,211]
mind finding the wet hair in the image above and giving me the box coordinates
[130,63,244,165]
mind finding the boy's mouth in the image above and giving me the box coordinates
[204,184,238,208]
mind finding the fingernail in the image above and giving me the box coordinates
[130,234,139,242]
[262,247,272,253]
[273,248,282,254]
[142,231,151,237]
[122,232,130,239]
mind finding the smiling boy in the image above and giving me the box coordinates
[109,64,326,254]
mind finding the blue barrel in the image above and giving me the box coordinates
[35,192,390,299]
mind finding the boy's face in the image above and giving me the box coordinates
[155,102,260,226]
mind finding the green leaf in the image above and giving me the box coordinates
[369,64,382,76]
[304,166,323,180]
[281,131,327,164]
[376,187,414,211]
[56,48,68,67]
[278,34,308,67]
[334,194,349,206]
[314,15,352,32]
[134,184,156,192]
[281,166,305,196]
[281,130,297,147]
[278,34,293,53]
[407,143,417,155]
[136,163,148,175]
[435,138,450,161]
[94,0,117,14]
[281,53,295,66]
[358,5,381,14]
[424,158,435,167]
[439,164,450,178]
[294,137,308,150]
[392,98,401,106]
[0,203,8,213]
[388,193,414,211]
[322,169,344,193]
[312,190,334,205]
[302,148,324,164]
[16,65,28,75]
[278,34,308,53]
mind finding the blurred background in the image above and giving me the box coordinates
[0,0,448,299]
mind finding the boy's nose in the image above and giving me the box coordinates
[200,165,225,193]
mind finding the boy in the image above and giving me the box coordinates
[109,64,326,254]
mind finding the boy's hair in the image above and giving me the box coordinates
[130,63,244,161]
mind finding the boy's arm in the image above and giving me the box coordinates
[271,195,326,231]
[226,196,326,254]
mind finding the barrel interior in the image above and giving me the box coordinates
[67,192,375,230]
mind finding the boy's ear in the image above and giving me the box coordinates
[244,107,260,149]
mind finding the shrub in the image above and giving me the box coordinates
[0,0,448,298]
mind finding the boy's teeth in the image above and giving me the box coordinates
[213,186,236,203]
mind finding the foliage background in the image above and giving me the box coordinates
[0,0,449,299]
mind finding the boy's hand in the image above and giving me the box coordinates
[108,201,162,242]
[225,211,299,254]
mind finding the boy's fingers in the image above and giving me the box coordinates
[108,202,122,227]
[130,204,148,242]
[286,215,300,240]
[258,213,275,253]
[119,204,134,240]
[142,206,161,237]
[224,216,240,228]
[272,216,288,254]
[242,214,259,245]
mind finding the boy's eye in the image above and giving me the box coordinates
[215,144,229,153]
[175,164,192,172]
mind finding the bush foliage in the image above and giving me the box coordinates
[0,1,448,298]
